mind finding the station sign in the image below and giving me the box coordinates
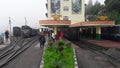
[97,16,108,21]
[51,14,61,20]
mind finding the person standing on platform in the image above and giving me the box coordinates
[39,33,46,48]
[5,30,9,42]
[56,33,59,40]
[59,31,63,39]
[52,31,55,42]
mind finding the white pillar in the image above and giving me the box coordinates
[54,26,57,35]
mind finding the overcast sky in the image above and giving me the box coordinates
[0,0,105,33]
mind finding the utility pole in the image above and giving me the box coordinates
[24,17,27,26]
[9,17,12,44]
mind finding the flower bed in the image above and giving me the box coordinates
[44,40,74,68]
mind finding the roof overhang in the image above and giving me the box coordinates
[70,21,115,27]
[39,20,71,26]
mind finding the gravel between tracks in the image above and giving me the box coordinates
[1,41,43,68]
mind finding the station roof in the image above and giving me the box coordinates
[69,21,115,27]
[39,20,71,26]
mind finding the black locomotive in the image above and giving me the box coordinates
[21,25,32,37]
[13,27,21,37]
[13,25,39,38]
[21,25,39,38]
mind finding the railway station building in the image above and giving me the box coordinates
[39,0,115,40]
[39,0,85,34]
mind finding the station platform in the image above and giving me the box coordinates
[0,39,10,49]
[80,39,120,48]
[0,44,9,49]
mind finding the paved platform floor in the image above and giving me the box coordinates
[0,41,10,49]
[81,39,120,48]
[71,41,120,68]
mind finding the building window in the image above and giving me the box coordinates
[63,16,69,20]
[64,0,69,1]
[63,6,69,11]
[51,0,60,14]
[72,0,82,14]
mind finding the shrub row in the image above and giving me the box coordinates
[44,40,74,68]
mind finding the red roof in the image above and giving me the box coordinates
[70,21,115,27]
[39,20,71,26]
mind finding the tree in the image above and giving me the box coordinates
[108,11,120,24]
[92,2,104,15]
[85,1,105,21]
[105,0,120,13]
[105,0,120,24]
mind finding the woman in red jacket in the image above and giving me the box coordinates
[59,31,63,39]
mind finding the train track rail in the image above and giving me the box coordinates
[73,41,120,68]
[0,37,25,58]
[0,37,37,67]
[0,37,22,54]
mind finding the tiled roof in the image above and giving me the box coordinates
[70,21,115,27]
[39,20,71,26]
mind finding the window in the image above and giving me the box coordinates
[72,0,82,14]
[63,16,69,20]
[51,0,60,14]
[64,0,69,1]
[63,6,69,11]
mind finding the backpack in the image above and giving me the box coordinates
[41,36,46,43]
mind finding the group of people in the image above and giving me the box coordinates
[49,30,63,42]
[39,30,63,48]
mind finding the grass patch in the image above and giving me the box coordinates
[44,40,74,68]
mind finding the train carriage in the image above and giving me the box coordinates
[30,29,39,36]
[101,26,120,41]
[13,27,21,37]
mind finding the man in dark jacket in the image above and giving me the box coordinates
[39,33,46,48]
[5,30,9,42]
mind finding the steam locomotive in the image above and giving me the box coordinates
[13,25,39,38]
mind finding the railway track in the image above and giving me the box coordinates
[0,37,37,67]
[0,37,22,54]
[73,41,120,68]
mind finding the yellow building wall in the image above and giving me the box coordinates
[48,0,85,24]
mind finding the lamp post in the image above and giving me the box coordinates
[9,17,12,44]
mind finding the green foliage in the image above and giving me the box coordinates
[48,40,53,47]
[44,40,74,68]
[105,0,120,13]
[57,40,65,46]
[107,11,120,24]
[64,42,72,48]
[86,2,105,21]
[105,0,120,24]
[57,40,65,53]
[86,1,104,15]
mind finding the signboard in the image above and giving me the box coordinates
[51,15,61,20]
[97,16,108,21]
